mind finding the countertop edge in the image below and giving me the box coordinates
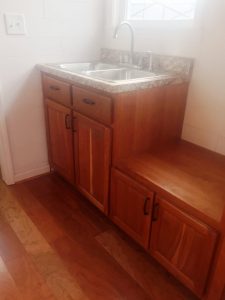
[37,64,188,94]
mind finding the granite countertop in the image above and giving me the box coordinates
[37,48,194,94]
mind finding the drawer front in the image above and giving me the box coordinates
[43,75,71,106]
[72,86,112,125]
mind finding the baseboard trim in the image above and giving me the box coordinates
[14,164,50,183]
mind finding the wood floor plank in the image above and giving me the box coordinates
[0,210,55,299]
[0,256,22,300]
[13,177,150,299]
[0,175,202,300]
[25,174,110,234]
[5,255,56,300]
[11,184,65,243]
[53,235,150,300]
[96,230,197,300]
[0,217,26,261]
[0,180,88,300]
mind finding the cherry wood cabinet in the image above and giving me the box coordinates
[72,86,112,125]
[74,113,111,214]
[150,198,218,296]
[46,99,75,184]
[43,75,71,106]
[42,74,223,298]
[110,169,154,248]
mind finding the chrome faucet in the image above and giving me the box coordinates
[113,21,134,65]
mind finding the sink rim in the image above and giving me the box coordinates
[47,61,172,85]
[55,62,122,73]
[82,68,165,83]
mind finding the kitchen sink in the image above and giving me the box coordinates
[53,62,166,83]
[57,62,119,73]
[85,68,157,82]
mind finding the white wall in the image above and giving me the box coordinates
[1,0,224,184]
[103,0,225,155]
[0,0,104,182]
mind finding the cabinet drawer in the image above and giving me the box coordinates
[72,86,112,125]
[43,75,71,106]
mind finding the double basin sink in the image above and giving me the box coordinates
[55,62,165,84]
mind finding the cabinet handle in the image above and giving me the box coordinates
[152,203,159,222]
[65,114,71,129]
[143,197,150,215]
[82,98,95,105]
[49,85,60,91]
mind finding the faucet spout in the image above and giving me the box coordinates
[113,21,134,65]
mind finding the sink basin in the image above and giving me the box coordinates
[85,68,157,83]
[53,62,166,83]
[57,62,119,73]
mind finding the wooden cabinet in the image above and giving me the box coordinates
[43,76,112,213]
[150,198,218,296]
[74,113,111,214]
[72,86,112,125]
[46,99,75,184]
[110,169,153,248]
[42,74,220,298]
[43,75,71,106]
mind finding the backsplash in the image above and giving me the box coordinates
[101,48,194,79]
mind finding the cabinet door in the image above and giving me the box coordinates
[74,113,111,214]
[46,99,74,184]
[150,198,218,296]
[110,169,153,248]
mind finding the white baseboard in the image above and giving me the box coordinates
[14,164,50,183]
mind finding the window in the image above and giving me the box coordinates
[126,0,197,21]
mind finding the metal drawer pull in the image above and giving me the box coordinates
[82,98,95,105]
[143,197,150,215]
[65,114,71,129]
[152,203,159,221]
[49,85,60,91]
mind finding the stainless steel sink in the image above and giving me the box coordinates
[54,62,165,83]
[57,62,119,73]
[85,68,157,82]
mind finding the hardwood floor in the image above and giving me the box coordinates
[0,174,198,300]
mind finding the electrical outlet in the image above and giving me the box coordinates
[4,13,27,35]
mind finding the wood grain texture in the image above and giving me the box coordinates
[41,75,224,299]
[112,83,188,163]
[115,140,225,227]
[205,212,225,300]
[0,256,22,300]
[159,83,188,144]
[46,99,75,184]
[74,113,111,214]
[150,198,218,297]
[43,75,72,107]
[112,86,164,162]
[6,255,56,300]
[0,175,197,300]
[0,180,87,300]
[96,229,197,300]
[73,86,113,125]
[110,168,153,248]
